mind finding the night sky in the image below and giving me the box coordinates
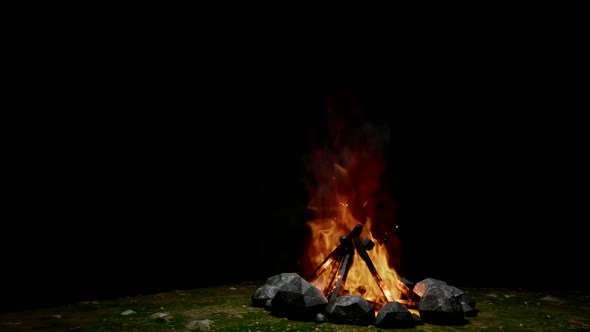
[3,58,586,313]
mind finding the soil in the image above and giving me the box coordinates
[0,280,589,331]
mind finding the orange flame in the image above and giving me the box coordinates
[304,163,400,307]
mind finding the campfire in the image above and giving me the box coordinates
[301,159,408,313]
[251,91,478,327]
[304,222,418,311]
[252,162,477,327]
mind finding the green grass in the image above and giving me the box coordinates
[0,281,589,331]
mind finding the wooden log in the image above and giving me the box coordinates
[329,248,354,301]
[306,244,345,283]
[322,255,343,297]
[307,224,361,283]
[396,299,419,309]
[352,236,395,302]
[307,224,364,298]
[361,237,375,251]
[395,279,420,302]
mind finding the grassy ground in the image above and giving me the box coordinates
[0,280,589,331]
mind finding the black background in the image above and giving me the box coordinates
[3,40,587,312]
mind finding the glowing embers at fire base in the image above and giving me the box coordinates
[303,163,410,310]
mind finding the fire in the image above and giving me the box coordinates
[302,145,401,307]
[301,88,402,309]
[304,162,401,307]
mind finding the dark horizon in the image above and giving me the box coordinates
[3,73,586,313]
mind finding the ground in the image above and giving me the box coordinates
[0,281,589,331]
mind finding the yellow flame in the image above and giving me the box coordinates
[306,194,400,308]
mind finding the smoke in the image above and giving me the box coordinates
[303,87,392,197]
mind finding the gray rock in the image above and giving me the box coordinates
[266,272,300,286]
[439,284,463,297]
[457,291,476,309]
[264,299,272,311]
[251,272,301,307]
[457,291,477,317]
[439,285,477,317]
[413,277,447,297]
[418,286,465,325]
[252,284,280,307]
[412,313,424,325]
[326,295,375,326]
[461,301,478,317]
[315,312,326,323]
[270,274,328,321]
[374,301,414,328]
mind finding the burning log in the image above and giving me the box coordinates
[305,242,347,285]
[396,279,420,305]
[360,237,375,251]
[306,223,398,305]
[306,225,362,282]
[329,241,354,301]
[307,224,363,300]
[352,235,394,303]
[396,299,419,308]
[306,223,396,302]
[304,222,466,314]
